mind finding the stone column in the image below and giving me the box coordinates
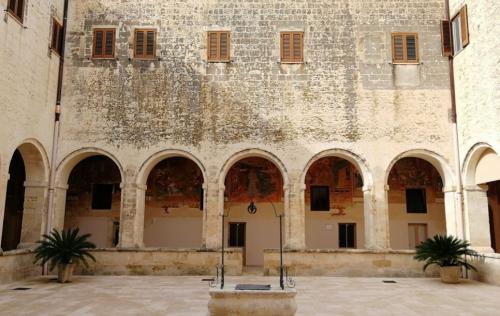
[18,181,49,248]
[463,185,493,252]
[0,173,10,252]
[443,186,462,238]
[203,181,223,250]
[51,184,69,231]
[364,183,390,250]
[285,182,305,250]
[119,182,145,248]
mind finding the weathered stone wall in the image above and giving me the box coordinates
[263,249,439,277]
[56,0,456,253]
[0,250,40,283]
[0,0,62,175]
[449,0,500,161]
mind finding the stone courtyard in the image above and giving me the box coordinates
[1,275,499,316]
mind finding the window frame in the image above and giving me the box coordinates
[51,18,63,56]
[391,32,419,64]
[310,185,330,211]
[134,28,157,60]
[405,187,428,214]
[339,223,357,249]
[451,5,469,56]
[91,183,115,210]
[6,0,25,24]
[280,31,304,64]
[92,28,116,59]
[207,31,231,63]
[408,223,428,249]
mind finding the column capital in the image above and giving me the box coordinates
[362,185,372,193]
[23,181,49,188]
[464,184,488,192]
[384,184,390,191]
[54,183,69,190]
[442,186,456,193]
[134,183,147,191]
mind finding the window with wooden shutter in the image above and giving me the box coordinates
[93,29,115,58]
[391,33,419,64]
[451,5,469,55]
[440,20,453,57]
[51,19,63,56]
[134,29,157,59]
[7,0,24,23]
[281,32,304,63]
[207,31,231,62]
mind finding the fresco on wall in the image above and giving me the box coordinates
[388,158,444,198]
[225,157,283,203]
[305,157,363,205]
[146,157,203,209]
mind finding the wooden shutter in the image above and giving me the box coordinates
[440,20,452,57]
[459,5,469,47]
[93,29,115,58]
[392,33,419,64]
[8,0,24,22]
[219,32,229,61]
[207,31,230,62]
[51,19,63,55]
[281,32,303,63]
[135,29,156,58]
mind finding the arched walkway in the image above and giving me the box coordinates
[386,156,448,249]
[302,154,367,249]
[220,150,287,266]
[53,149,124,248]
[1,140,49,251]
[462,143,500,252]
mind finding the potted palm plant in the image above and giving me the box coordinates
[414,235,477,284]
[34,228,96,283]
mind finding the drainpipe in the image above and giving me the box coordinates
[44,0,69,274]
[445,0,469,279]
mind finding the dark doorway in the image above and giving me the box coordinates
[1,150,26,251]
[229,222,246,264]
[489,205,497,252]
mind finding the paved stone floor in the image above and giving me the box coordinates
[1,275,499,315]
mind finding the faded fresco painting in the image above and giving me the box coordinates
[305,157,364,206]
[146,157,203,209]
[225,157,283,203]
[388,158,444,199]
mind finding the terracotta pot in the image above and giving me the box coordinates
[440,266,461,284]
[58,263,75,283]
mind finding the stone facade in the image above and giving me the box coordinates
[0,0,498,284]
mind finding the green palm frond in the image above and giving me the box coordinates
[414,235,477,271]
[34,228,96,271]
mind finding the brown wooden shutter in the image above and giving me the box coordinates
[219,32,229,60]
[406,34,417,61]
[135,31,144,57]
[459,5,469,47]
[281,33,291,61]
[392,34,404,61]
[16,0,24,18]
[440,20,452,57]
[51,19,63,55]
[146,31,155,56]
[208,32,218,60]
[104,30,114,56]
[8,0,16,12]
[94,30,104,56]
[293,32,303,61]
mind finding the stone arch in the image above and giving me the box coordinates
[463,142,499,186]
[218,148,289,188]
[51,148,124,246]
[136,150,207,249]
[300,148,373,189]
[385,149,453,250]
[1,139,50,250]
[136,149,207,187]
[56,148,125,187]
[301,149,373,250]
[462,143,500,252]
[385,149,455,189]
